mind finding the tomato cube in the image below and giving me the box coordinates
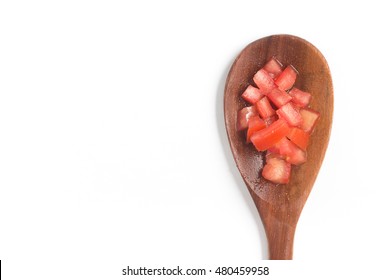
[262,157,291,184]
[287,127,310,150]
[246,116,266,143]
[236,106,258,131]
[267,88,292,108]
[299,108,320,133]
[289,87,312,108]
[241,85,264,104]
[255,96,275,119]
[277,137,307,165]
[253,69,276,94]
[250,119,290,151]
[263,57,283,79]
[276,102,303,127]
[275,65,298,91]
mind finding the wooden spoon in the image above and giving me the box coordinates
[224,34,333,260]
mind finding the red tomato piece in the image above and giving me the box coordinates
[299,108,320,133]
[275,65,298,91]
[236,106,258,131]
[250,119,290,151]
[276,102,303,127]
[289,87,312,108]
[277,137,307,165]
[241,85,264,105]
[253,69,276,94]
[263,57,283,79]
[255,96,275,119]
[246,116,266,143]
[262,157,291,184]
[267,87,292,108]
[287,127,310,150]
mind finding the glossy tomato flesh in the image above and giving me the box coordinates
[241,85,264,104]
[246,116,266,143]
[277,137,307,165]
[267,87,292,108]
[287,127,310,150]
[263,57,283,79]
[276,102,303,127]
[289,87,312,108]
[275,65,297,91]
[253,69,275,94]
[256,96,275,119]
[262,157,291,184]
[250,119,290,151]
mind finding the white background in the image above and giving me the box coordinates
[1,0,389,279]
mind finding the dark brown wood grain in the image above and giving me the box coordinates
[224,35,333,260]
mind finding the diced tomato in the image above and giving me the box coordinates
[246,116,266,143]
[241,85,264,104]
[299,108,320,133]
[236,106,258,131]
[275,65,297,91]
[255,96,275,119]
[263,57,283,79]
[267,87,292,108]
[276,102,303,127]
[289,87,312,108]
[250,119,290,151]
[235,57,321,184]
[287,127,310,150]
[262,157,291,184]
[277,137,307,165]
[253,69,275,94]
[264,115,277,127]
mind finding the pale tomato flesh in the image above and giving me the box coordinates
[275,65,297,91]
[256,96,275,119]
[276,102,303,127]
[263,57,283,79]
[267,88,292,108]
[241,85,264,104]
[262,157,291,184]
[289,87,312,108]
[253,69,275,94]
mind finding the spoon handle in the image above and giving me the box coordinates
[264,221,296,260]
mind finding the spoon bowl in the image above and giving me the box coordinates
[224,34,333,259]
